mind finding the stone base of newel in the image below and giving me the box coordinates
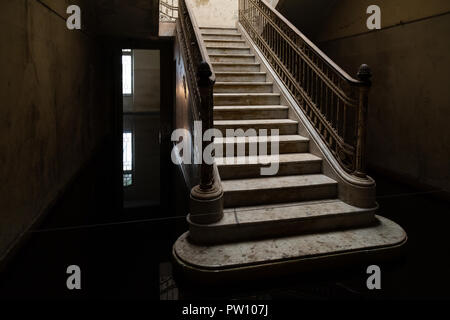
[189,185,224,224]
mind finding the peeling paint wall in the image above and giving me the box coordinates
[0,0,113,261]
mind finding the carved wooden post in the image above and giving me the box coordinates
[354,64,372,178]
[189,61,224,224]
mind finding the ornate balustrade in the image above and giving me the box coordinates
[239,0,372,177]
[160,0,179,22]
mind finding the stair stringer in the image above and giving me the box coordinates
[237,22,376,209]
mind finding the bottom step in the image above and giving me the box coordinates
[173,216,407,284]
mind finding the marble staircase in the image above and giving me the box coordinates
[173,27,407,283]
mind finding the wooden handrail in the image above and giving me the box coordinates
[239,0,372,177]
[178,0,221,208]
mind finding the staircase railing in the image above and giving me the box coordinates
[178,0,223,223]
[160,0,178,22]
[239,0,372,178]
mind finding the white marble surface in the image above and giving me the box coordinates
[175,216,407,269]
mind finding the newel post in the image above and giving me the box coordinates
[189,61,224,224]
[354,64,372,178]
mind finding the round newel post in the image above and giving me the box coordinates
[354,64,372,178]
[189,61,224,224]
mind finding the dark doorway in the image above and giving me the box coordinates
[115,40,175,219]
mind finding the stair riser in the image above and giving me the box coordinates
[214,84,273,93]
[216,73,266,82]
[215,140,309,156]
[224,184,337,207]
[218,160,322,179]
[213,64,260,72]
[190,211,376,245]
[207,47,250,55]
[202,34,243,41]
[200,28,240,34]
[214,94,279,105]
[215,123,298,135]
[214,108,287,120]
[204,41,248,48]
[210,55,255,63]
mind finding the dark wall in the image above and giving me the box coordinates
[0,0,114,262]
[276,0,450,194]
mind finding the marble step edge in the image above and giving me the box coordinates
[214,134,310,155]
[188,199,378,245]
[209,54,255,58]
[214,134,308,143]
[214,81,273,86]
[212,62,260,67]
[206,45,250,49]
[204,39,247,43]
[173,215,407,284]
[214,119,298,127]
[222,174,338,207]
[216,153,322,179]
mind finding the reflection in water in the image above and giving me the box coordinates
[123,114,160,208]
[123,132,133,187]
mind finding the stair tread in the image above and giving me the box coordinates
[215,134,308,144]
[209,53,254,57]
[222,174,337,192]
[216,153,321,166]
[206,45,250,49]
[214,105,287,110]
[175,216,406,269]
[204,39,246,43]
[215,119,297,125]
[203,199,374,228]
[214,93,279,97]
[215,82,272,85]
[215,71,265,74]
[200,26,238,30]
[212,62,260,65]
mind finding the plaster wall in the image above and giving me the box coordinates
[0,0,112,261]
[187,0,238,27]
[277,0,450,192]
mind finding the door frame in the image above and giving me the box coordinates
[111,38,175,218]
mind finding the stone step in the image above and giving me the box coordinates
[207,46,250,55]
[214,93,280,105]
[214,135,310,155]
[209,54,255,63]
[200,27,240,35]
[188,199,378,245]
[217,153,323,179]
[204,39,248,48]
[214,82,273,93]
[214,105,288,120]
[174,215,407,284]
[202,34,243,41]
[212,62,261,72]
[214,119,298,135]
[215,72,266,82]
[222,174,338,207]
